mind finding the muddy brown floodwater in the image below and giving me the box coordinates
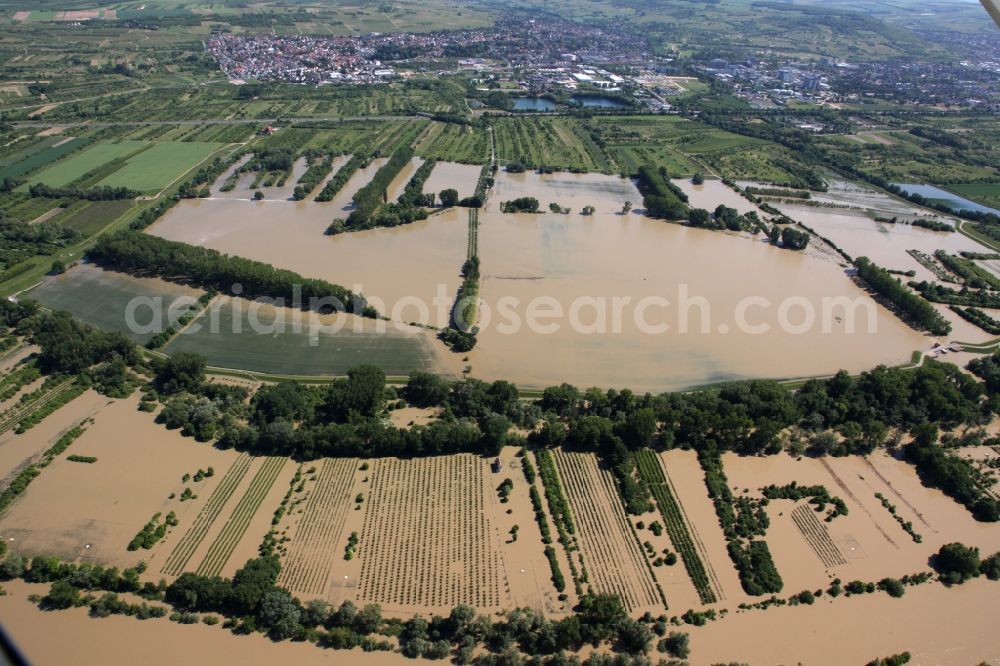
[469,171,928,391]
[422,161,482,201]
[150,158,468,329]
[152,166,935,391]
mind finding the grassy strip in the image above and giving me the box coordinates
[128,511,178,551]
[534,449,582,594]
[293,155,335,200]
[534,450,575,535]
[194,457,286,577]
[0,376,78,436]
[522,452,565,592]
[145,290,215,350]
[543,545,566,592]
[160,453,254,576]
[912,282,1000,309]
[344,144,415,230]
[439,209,480,352]
[761,482,848,522]
[0,422,86,515]
[635,449,716,604]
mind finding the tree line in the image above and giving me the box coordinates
[88,231,375,317]
[635,165,688,220]
[344,144,415,231]
[28,183,138,201]
[0,548,667,663]
[854,257,951,336]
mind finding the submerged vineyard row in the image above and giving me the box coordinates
[161,454,253,576]
[195,456,287,577]
[278,457,358,595]
[791,504,848,568]
[635,450,719,604]
[554,450,663,611]
[357,455,506,609]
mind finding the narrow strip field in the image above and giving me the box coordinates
[791,504,848,568]
[160,453,253,576]
[195,457,287,577]
[0,377,79,437]
[635,449,720,604]
[278,458,358,596]
[553,450,664,611]
[357,454,506,610]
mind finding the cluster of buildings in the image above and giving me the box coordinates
[702,58,836,108]
[701,54,1000,111]
[205,19,651,85]
[206,33,397,84]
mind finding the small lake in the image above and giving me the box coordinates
[511,97,557,111]
[570,95,628,109]
[894,183,1000,216]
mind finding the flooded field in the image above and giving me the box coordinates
[146,167,953,389]
[0,580,428,666]
[722,451,1000,598]
[472,172,927,392]
[0,394,241,568]
[0,389,112,482]
[773,203,985,280]
[386,156,423,201]
[674,178,762,215]
[150,161,467,329]
[27,264,203,345]
[690,576,1000,666]
[490,169,639,215]
[422,160,481,200]
[163,297,460,377]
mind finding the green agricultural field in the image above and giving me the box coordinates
[0,136,62,168]
[59,200,135,236]
[25,140,146,187]
[949,183,1000,210]
[96,141,224,192]
[0,137,91,181]
[415,122,490,164]
[492,117,611,172]
[164,298,440,376]
[0,192,71,223]
[27,265,203,345]
[590,115,807,181]
[610,145,700,177]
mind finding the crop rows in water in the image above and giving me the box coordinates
[790,504,847,568]
[554,449,664,611]
[635,449,719,604]
[160,454,253,576]
[357,454,506,609]
[278,458,358,595]
[0,376,79,437]
[195,457,287,577]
